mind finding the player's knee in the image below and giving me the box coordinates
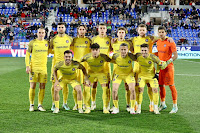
[147,83,151,87]
[138,87,144,93]
[159,85,164,87]
[130,88,135,94]
[101,84,107,87]
[39,83,45,89]
[152,88,158,93]
[93,82,98,88]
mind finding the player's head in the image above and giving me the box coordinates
[57,22,66,34]
[137,24,147,37]
[64,50,73,64]
[78,24,87,37]
[37,28,45,40]
[117,27,127,40]
[140,43,149,58]
[98,23,107,36]
[120,43,129,58]
[90,43,100,58]
[158,26,167,39]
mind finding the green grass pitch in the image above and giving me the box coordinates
[0,58,199,133]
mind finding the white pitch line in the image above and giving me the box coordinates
[181,60,200,64]
[175,74,200,76]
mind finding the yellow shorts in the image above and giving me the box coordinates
[59,78,80,89]
[77,62,88,84]
[29,72,47,83]
[112,73,135,85]
[133,61,140,73]
[88,72,108,84]
[138,76,158,88]
[51,70,62,83]
[103,62,111,80]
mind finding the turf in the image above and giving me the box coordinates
[0,57,199,133]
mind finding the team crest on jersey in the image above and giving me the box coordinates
[30,77,32,80]
[100,60,103,63]
[52,77,54,80]
[72,68,75,71]
[66,40,69,43]
[148,61,152,64]
[45,44,48,47]
[85,41,88,44]
[164,44,166,47]
[145,39,148,42]
[106,41,109,44]
[128,60,131,64]
[58,79,62,82]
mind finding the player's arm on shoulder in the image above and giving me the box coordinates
[150,54,161,64]
[128,53,137,61]
[80,54,89,62]
[101,54,112,62]
[126,39,134,53]
[110,53,118,63]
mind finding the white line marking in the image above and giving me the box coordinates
[175,74,200,76]
[180,60,200,63]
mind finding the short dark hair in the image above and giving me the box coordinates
[64,50,73,55]
[120,43,128,47]
[117,27,127,34]
[90,43,100,49]
[57,22,66,26]
[99,23,107,27]
[77,24,87,30]
[158,26,167,32]
[138,24,147,29]
[140,43,149,48]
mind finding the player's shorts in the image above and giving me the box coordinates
[133,61,140,73]
[112,73,135,85]
[88,72,108,84]
[29,71,47,83]
[103,62,111,80]
[138,76,158,88]
[51,70,62,83]
[58,78,80,89]
[159,65,174,85]
[76,62,88,84]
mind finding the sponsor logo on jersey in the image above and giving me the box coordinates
[164,44,166,47]
[106,41,109,44]
[145,39,148,42]
[45,44,48,47]
[85,41,88,44]
[128,60,131,63]
[148,61,152,64]
[66,40,69,43]
[72,68,75,71]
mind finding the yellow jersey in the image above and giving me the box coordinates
[50,34,73,63]
[54,60,85,80]
[111,39,133,53]
[92,35,111,55]
[130,36,153,54]
[136,53,161,78]
[25,39,49,71]
[112,53,136,75]
[71,36,91,62]
[81,53,111,73]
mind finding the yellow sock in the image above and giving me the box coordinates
[77,100,82,109]
[135,86,139,104]
[113,100,118,108]
[102,87,108,108]
[126,89,131,105]
[91,87,97,102]
[29,88,35,105]
[138,92,143,105]
[38,88,45,105]
[107,88,111,106]
[130,100,136,109]
[51,84,54,103]
[153,92,159,105]
[147,87,153,103]
[54,101,59,109]
[62,85,69,104]
[84,86,91,107]
[73,89,77,105]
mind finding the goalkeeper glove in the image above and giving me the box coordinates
[161,58,173,70]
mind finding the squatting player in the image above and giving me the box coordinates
[49,22,73,111]
[156,26,178,113]
[25,28,49,112]
[53,50,90,114]
[81,43,111,114]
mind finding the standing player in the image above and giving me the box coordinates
[49,22,73,111]
[81,43,111,113]
[91,23,112,110]
[25,28,49,112]
[135,43,170,114]
[111,27,133,112]
[53,50,90,113]
[111,43,136,114]
[70,25,92,110]
[156,26,178,113]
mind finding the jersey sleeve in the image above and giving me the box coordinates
[148,38,153,53]
[170,42,177,53]
[27,40,34,53]
[80,54,89,62]
[111,53,118,63]
[54,61,63,71]
[128,53,137,61]
[25,40,34,67]
[78,63,85,70]
[49,36,55,49]
[150,54,161,64]
[101,54,111,62]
